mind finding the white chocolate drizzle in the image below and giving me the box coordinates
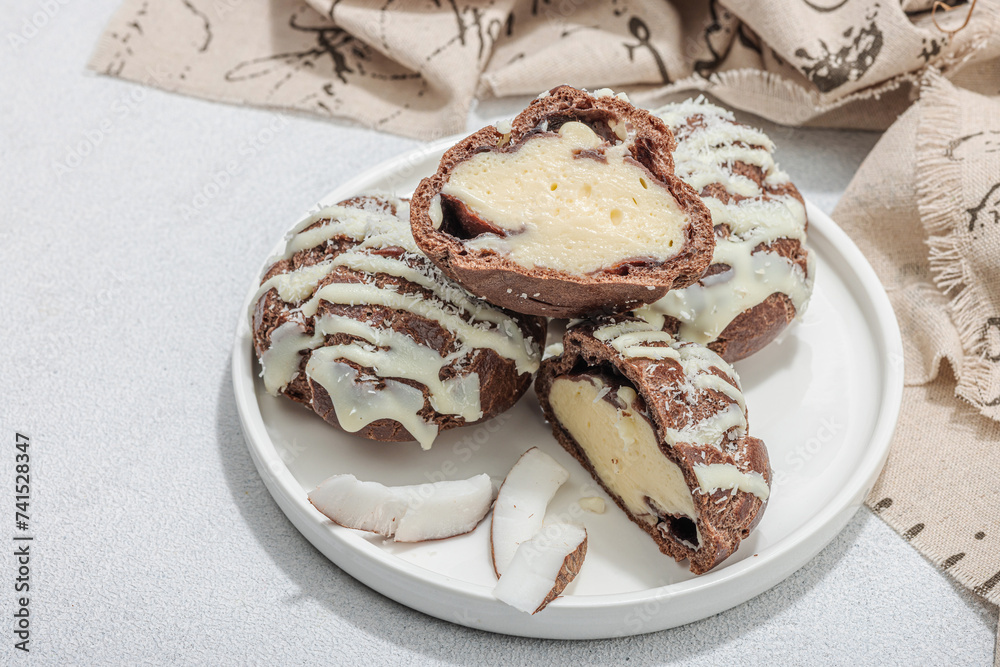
[314,314,482,423]
[279,207,371,259]
[591,87,631,103]
[694,464,770,501]
[543,342,564,360]
[648,98,814,345]
[251,196,542,449]
[589,312,748,450]
[306,357,439,448]
[251,262,338,314]
[259,319,320,395]
[428,195,443,229]
[584,314,768,502]
[303,282,536,374]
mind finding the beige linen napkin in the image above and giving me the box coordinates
[833,71,1000,606]
[640,0,1000,129]
[89,0,515,139]
[89,1,1000,139]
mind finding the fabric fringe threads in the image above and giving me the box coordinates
[916,70,999,420]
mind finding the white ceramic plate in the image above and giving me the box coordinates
[232,138,904,639]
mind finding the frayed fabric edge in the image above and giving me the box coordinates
[915,69,998,421]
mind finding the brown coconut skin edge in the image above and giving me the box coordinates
[533,535,588,614]
[410,85,715,319]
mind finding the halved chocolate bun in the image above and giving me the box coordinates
[410,85,715,319]
[643,99,814,362]
[250,195,546,449]
[535,311,770,574]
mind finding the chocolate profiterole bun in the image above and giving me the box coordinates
[410,85,715,319]
[535,309,770,574]
[250,195,546,449]
[642,99,814,362]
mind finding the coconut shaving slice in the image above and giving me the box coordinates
[490,447,570,577]
[308,473,495,542]
[493,522,588,614]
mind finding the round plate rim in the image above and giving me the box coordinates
[231,136,904,638]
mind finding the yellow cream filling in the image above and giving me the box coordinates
[441,122,689,275]
[548,375,696,523]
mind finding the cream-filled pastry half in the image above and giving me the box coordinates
[411,85,714,318]
[535,309,771,574]
[548,375,698,535]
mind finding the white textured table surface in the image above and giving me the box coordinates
[1,2,997,664]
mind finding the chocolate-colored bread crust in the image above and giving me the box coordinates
[652,104,812,363]
[410,85,715,319]
[252,196,547,445]
[535,321,770,574]
[704,291,797,362]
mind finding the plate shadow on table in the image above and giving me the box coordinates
[213,361,883,663]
